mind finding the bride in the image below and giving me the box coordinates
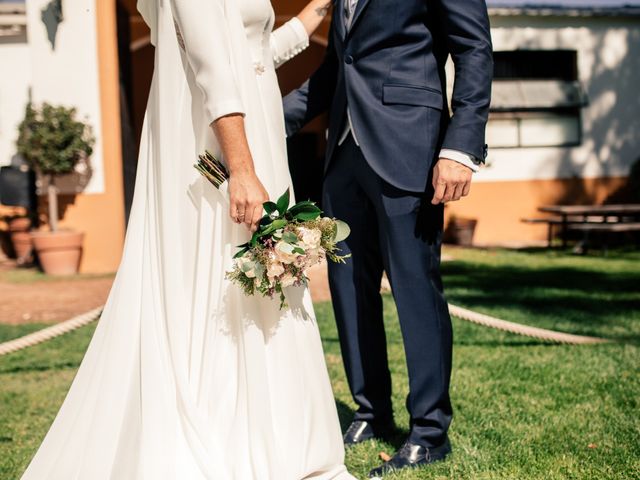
[21,1,355,479]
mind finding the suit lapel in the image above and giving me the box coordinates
[348,0,372,37]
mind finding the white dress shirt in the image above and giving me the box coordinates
[338,0,481,172]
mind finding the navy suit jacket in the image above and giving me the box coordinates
[283,0,493,192]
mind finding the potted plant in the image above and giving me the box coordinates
[444,214,478,247]
[16,102,94,275]
[7,215,33,263]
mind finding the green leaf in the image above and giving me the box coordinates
[282,231,299,244]
[288,200,317,210]
[333,220,351,243]
[277,242,296,255]
[295,211,322,221]
[250,226,268,246]
[233,247,249,259]
[292,247,306,255]
[288,203,322,217]
[240,261,255,273]
[260,219,288,237]
[253,262,265,278]
[263,201,278,215]
[276,189,291,215]
[259,216,273,227]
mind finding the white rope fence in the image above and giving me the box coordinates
[0,301,610,358]
[0,307,103,356]
[448,304,610,345]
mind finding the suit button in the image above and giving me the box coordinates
[345,55,354,65]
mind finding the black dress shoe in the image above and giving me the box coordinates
[368,437,451,478]
[343,419,395,446]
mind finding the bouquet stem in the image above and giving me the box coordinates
[195,150,229,189]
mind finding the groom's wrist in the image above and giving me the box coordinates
[438,149,481,173]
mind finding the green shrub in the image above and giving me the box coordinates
[17,102,94,176]
[16,103,94,231]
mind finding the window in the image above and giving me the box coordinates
[493,50,578,81]
[0,1,27,39]
[488,50,586,149]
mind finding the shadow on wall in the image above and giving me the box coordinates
[606,158,640,203]
[525,20,640,205]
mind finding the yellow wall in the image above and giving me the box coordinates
[445,176,628,246]
[57,0,125,273]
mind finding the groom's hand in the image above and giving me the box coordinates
[431,159,473,205]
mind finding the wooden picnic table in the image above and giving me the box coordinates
[537,204,640,248]
[539,204,640,217]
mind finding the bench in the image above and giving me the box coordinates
[522,217,573,247]
[568,222,640,233]
[522,216,620,247]
[568,222,640,253]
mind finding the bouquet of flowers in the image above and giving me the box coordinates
[195,152,350,308]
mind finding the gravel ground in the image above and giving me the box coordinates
[0,261,115,325]
[0,261,332,325]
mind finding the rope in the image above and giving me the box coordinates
[0,307,103,356]
[448,303,610,345]
[0,301,609,357]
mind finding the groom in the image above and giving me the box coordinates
[284,0,492,476]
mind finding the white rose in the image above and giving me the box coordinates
[266,261,285,279]
[275,241,301,265]
[298,227,322,251]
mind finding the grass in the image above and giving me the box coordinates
[0,248,639,479]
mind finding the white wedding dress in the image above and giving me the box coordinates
[21,0,353,479]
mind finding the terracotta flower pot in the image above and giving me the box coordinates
[8,217,33,260]
[446,217,478,247]
[31,230,84,275]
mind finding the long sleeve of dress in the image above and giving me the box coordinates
[270,17,310,69]
[170,0,245,124]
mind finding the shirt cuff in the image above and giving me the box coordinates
[439,149,481,173]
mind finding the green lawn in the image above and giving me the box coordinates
[1,248,639,479]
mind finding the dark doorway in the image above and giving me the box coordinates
[115,0,154,224]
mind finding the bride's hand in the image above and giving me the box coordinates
[229,169,269,232]
[210,114,268,232]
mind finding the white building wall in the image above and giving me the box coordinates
[475,14,640,183]
[24,0,104,193]
[0,32,30,167]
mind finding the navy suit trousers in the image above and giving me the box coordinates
[323,135,453,447]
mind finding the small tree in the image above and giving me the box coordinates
[17,102,94,232]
